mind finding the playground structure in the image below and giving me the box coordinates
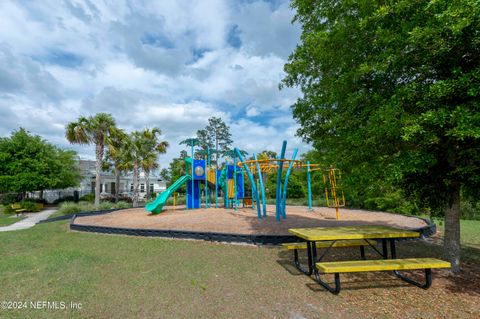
[145,139,345,221]
[323,166,345,220]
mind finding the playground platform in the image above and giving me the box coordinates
[72,206,433,244]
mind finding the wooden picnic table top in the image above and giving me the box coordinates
[288,225,420,241]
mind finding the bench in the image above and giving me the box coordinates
[283,240,377,275]
[283,239,377,260]
[11,203,27,217]
[315,258,451,294]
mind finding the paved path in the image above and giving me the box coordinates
[0,209,57,232]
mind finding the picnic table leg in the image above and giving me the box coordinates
[293,242,314,275]
[306,241,314,275]
[360,245,366,260]
[387,239,431,288]
[394,268,432,289]
[314,271,341,294]
[389,239,397,259]
[381,239,388,259]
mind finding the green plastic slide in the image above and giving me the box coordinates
[145,175,191,214]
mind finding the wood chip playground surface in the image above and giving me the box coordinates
[74,205,428,235]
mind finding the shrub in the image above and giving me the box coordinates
[53,196,76,204]
[21,201,40,212]
[461,199,480,220]
[23,198,46,204]
[57,201,95,216]
[79,193,95,203]
[3,205,16,214]
[115,201,131,209]
[98,202,115,210]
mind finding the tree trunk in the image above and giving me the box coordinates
[443,182,461,273]
[95,142,104,206]
[114,167,120,203]
[145,169,151,200]
[133,161,139,208]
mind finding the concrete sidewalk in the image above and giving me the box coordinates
[0,208,57,232]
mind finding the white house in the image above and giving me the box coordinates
[78,160,167,199]
[30,160,167,203]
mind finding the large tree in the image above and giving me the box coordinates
[0,128,80,196]
[282,0,480,272]
[103,128,129,202]
[125,128,169,207]
[66,113,118,206]
[196,117,233,167]
[139,128,169,200]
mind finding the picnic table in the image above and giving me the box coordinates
[288,225,420,275]
[286,225,451,294]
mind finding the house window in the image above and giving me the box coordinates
[140,184,145,192]
[150,184,154,194]
[130,184,134,192]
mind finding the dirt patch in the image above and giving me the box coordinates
[74,205,428,235]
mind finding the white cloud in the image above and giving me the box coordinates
[0,0,309,169]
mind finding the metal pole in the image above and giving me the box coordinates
[281,148,298,219]
[215,164,218,208]
[307,161,312,210]
[254,153,267,218]
[215,151,218,208]
[204,153,207,208]
[234,156,237,211]
[235,148,261,219]
[275,141,287,221]
[225,158,229,209]
[207,149,211,208]
[191,143,194,210]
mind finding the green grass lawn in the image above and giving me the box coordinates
[0,213,25,226]
[440,219,480,249]
[0,221,479,319]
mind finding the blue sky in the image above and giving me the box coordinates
[0,0,308,168]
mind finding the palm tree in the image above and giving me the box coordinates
[66,113,118,206]
[104,129,129,202]
[140,128,169,200]
[126,128,169,207]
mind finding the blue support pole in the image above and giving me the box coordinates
[307,161,312,211]
[204,154,208,208]
[233,156,237,211]
[275,141,287,221]
[225,158,229,209]
[235,148,261,219]
[253,153,267,218]
[215,154,218,208]
[191,145,194,210]
[281,148,298,219]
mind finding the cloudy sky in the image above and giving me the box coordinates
[0,0,308,168]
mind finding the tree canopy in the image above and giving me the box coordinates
[0,128,81,194]
[282,0,480,272]
[196,117,233,166]
[66,113,118,206]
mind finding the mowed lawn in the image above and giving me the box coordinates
[0,221,479,319]
[0,213,25,227]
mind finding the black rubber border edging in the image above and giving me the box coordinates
[64,209,436,245]
[39,209,119,224]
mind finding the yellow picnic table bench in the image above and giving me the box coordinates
[287,225,450,294]
[11,203,27,216]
